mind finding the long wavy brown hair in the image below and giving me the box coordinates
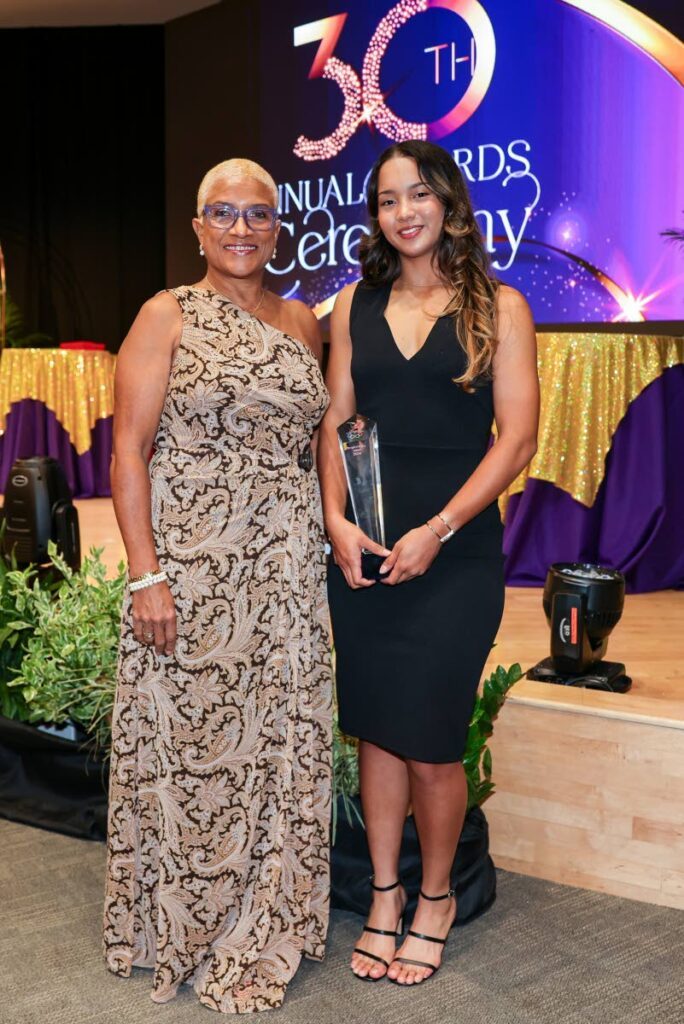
[359,140,499,387]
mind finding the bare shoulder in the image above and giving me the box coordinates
[496,284,535,344]
[120,292,183,360]
[333,280,360,318]
[330,281,360,342]
[280,297,323,362]
[496,283,532,317]
[128,290,183,345]
[284,297,318,332]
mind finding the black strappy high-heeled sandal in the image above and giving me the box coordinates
[388,887,456,985]
[352,877,405,983]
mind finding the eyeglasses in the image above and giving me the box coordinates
[202,203,279,231]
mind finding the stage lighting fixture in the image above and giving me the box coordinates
[1,457,80,570]
[527,562,631,693]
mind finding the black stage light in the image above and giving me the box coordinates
[1,457,81,570]
[527,562,631,693]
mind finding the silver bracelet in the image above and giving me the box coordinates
[129,569,168,592]
[435,512,455,544]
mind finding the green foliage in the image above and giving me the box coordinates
[0,549,52,719]
[463,662,522,809]
[332,713,363,843]
[4,543,126,750]
[4,293,53,348]
[333,661,522,834]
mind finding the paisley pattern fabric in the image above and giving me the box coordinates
[103,286,332,1014]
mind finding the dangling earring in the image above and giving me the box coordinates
[271,247,277,260]
[199,245,205,256]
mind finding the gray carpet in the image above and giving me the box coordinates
[2,819,683,1024]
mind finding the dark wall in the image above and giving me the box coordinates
[165,1,261,288]
[639,1,683,38]
[0,27,165,350]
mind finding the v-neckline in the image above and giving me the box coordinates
[381,284,444,363]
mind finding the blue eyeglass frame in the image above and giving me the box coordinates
[202,203,279,231]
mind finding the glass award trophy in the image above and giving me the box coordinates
[337,414,386,581]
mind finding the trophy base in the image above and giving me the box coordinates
[361,551,386,582]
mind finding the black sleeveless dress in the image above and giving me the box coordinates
[327,282,505,763]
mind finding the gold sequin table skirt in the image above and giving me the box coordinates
[501,333,684,592]
[0,348,115,497]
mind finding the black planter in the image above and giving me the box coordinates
[0,716,109,840]
[331,796,496,924]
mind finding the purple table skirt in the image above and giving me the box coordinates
[0,400,112,498]
[503,365,684,593]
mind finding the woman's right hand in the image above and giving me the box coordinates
[131,581,177,655]
[327,517,390,590]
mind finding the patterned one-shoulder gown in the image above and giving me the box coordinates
[103,286,332,1014]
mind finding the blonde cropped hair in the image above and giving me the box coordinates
[196,159,278,216]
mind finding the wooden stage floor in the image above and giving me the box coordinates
[76,497,684,908]
[76,497,684,723]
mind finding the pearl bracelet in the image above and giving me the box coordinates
[129,569,168,592]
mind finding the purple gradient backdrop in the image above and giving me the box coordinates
[260,0,684,322]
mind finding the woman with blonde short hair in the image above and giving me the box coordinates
[103,158,332,1013]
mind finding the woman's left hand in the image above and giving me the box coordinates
[380,526,441,585]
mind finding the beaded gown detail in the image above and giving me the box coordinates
[103,286,332,1014]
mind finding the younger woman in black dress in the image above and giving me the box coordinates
[319,141,538,986]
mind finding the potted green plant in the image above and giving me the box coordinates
[0,545,125,837]
[330,662,521,922]
[3,546,125,746]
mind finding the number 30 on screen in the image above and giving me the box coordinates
[293,0,496,161]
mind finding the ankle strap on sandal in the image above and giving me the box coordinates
[419,887,456,901]
[370,876,401,892]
